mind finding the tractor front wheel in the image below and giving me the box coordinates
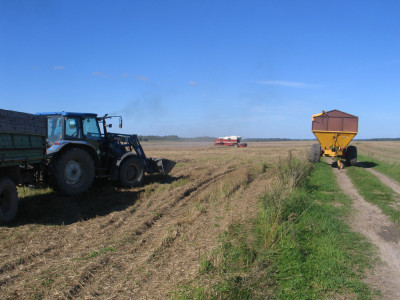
[119,156,145,187]
[346,146,357,166]
[53,148,95,195]
[0,177,18,224]
[310,144,321,163]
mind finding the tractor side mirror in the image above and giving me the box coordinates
[119,117,123,128]
[108,124,112,128]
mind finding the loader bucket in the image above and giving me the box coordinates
[148,158,176,174]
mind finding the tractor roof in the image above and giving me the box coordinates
[36,112,98,118]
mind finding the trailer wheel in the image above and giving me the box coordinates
[0,177,19,224]
[53,148,95,195]
[119,156,144,187]
[310,144,321,163]
[346,146,357,166]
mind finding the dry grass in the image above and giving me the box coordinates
[0,141,312,299]
[354,141,400,164]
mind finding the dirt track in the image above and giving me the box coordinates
[0,142,303,299]
[334,167,400,299]
[366,168,400,195]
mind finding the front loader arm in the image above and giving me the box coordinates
[107,133,176,174]
[127,134,176,174]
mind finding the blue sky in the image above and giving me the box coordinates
[1,1,399,139]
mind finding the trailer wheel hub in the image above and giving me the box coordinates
[65,160,82,185]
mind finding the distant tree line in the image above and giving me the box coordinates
[138,135,215,142]
[137,135,400,142]
[243,138,296,142]
[354,138,400,141]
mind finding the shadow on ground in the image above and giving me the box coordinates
[9,174,181,227]
[356,161,378,168]
[325,159,378,169]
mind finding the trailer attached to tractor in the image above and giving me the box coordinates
[310,110,358,169]
[0,109,176,224]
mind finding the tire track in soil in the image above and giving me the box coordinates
[362,166,400,195]
[129,169,274,299]
[0,169,237,297]
[0,244,59,291]
[63,168,239,299]
[115,167,238,245]
[334,168,400,299]
[0,245,57,276]
[0,168,237,294]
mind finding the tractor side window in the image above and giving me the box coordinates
[65,117,82,139]
[48,116,63,144]
[83,117,101,140]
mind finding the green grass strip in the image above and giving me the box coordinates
[357,154,400,184]
[272,163,375,299]
[172,162,377,299]
[347,165,400,226]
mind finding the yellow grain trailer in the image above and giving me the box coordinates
[310,110,358,168]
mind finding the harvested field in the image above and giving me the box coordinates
[0,141,311,299]
[354,141,400,164]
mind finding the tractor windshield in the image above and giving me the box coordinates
[83,117,101,140]
[47,116,63,145]
[65,117,82,139]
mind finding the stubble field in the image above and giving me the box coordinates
[0,141,311,299]
[354,141,400,164]
[1,140,400,299]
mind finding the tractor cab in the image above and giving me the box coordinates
[37,112,128,163]
[39,112,101,147]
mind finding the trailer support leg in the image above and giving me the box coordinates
[337,159,344,170]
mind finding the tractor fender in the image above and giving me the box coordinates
[110,152,138,181]
[47,141,99,166]
[48,141,95,156]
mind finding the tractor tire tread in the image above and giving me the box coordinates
[346,145,357,166]
[119,156,145,187]
[310,143,321,163]
[0,177,18,224]
[52,148,95,195]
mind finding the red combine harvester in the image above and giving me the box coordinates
[214,136,247,147]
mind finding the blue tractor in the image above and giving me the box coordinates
[37,112,176,195]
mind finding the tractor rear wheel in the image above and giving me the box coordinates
[0,177,18,224]
[53,148,95,195]
[310,144,321,163]
[346,146,357,166]
[119,156,145,187]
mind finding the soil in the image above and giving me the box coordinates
[0,141,305,299]
[333,166,400,299]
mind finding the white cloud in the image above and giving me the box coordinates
[254,80,320,88]
[53,66,64,70]
[121,73,129,78]
[92,71,108,77]
[188,81,198,86]
[135,75,149,81]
